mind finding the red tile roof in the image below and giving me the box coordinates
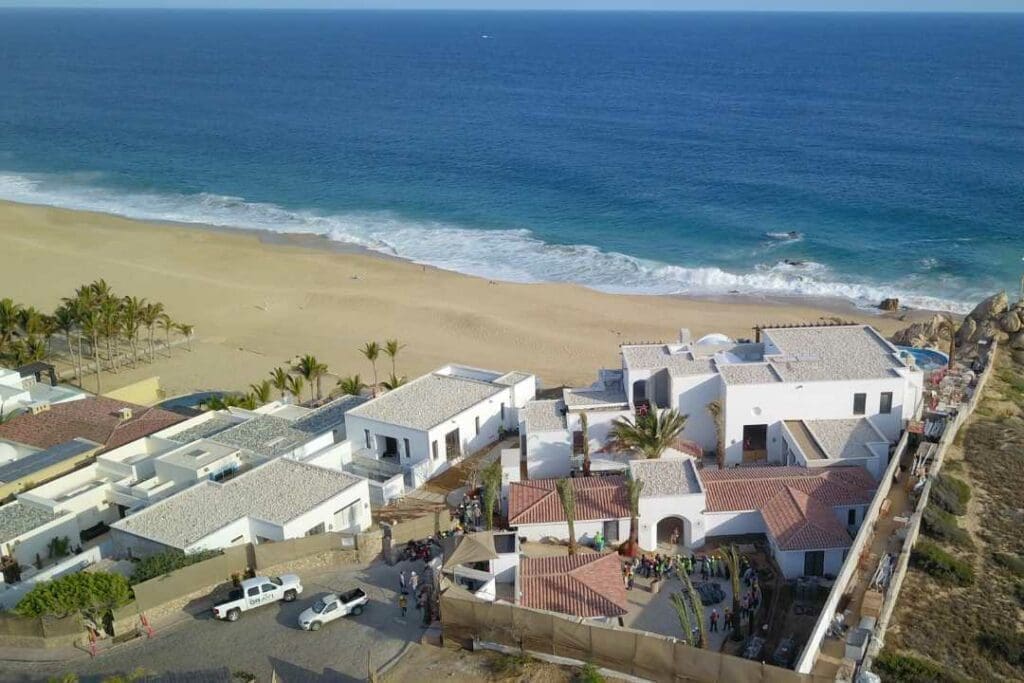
[700,465,876,551]
[508,475,630,526]
[519,553,629,618]
[0,397,185,453]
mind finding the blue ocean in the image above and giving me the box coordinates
[1,10,1022,312]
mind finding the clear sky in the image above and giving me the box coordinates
[1,1,1022,11]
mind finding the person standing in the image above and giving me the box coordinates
[410,571,419,594]
[398,594,408,617]
[710,609,719,633]
[399,570,407,595]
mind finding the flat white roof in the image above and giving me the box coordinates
[346,371,507,432]
[521,399,566,432]
[112,459,363,549]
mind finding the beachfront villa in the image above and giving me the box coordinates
[341,364,535,491]
[507,323,924,578]
[0,365,88,424]
[520,324,923,481]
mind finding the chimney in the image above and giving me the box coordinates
[117,407,133,422]
[28,402,50,415]
[678,328,691,345]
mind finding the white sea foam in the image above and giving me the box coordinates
[0,171,974,313]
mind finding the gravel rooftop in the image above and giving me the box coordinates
[0,501,59,543]
[111,459,363,549]
[521,399,566,432]
[346,373,506,431]
[630,457,702,497]
[211,415,312,457]
[717,363,782,385]
[165,414,241,444]
[804,418,890,459]
[292,395,369,437]
[763,325,907,382]
[562,386,628,408]
[620,345,717,377]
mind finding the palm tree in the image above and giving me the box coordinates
[249,380,273,405]
[939,317,957,369]
[384,338,405,378]
[707,400,724,470]
[670,591,695,646]
[0,298,22,355]
[295,354,328,402]
[335,374,366,397]
[269,367,291,400]
[621,477,643,557]
[139,302,164,363]
[80,307,103,393]
[176,323,194,351]
[681,571,708,649]
[287,375,306,405]
[120,296,145,366]
[723,545,743,641]
[157,314,174,356]
[609,409,689,459]
[99,297,122,373]
[580,411,592,476]
[360,341,381,397]
[381,374,407,391]
[555,478,577,556]
[481,460,502,531]
[53,304,79,385]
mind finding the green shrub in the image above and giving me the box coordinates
[873,649,966,683]
[930,474,971,516]
[491,652,531,676]
[993,552,1024,578]
[910,541,974,586]
[16,572,132,618]
[921,505,973,548]
[977,628,1024,667]
[577,662,605,683]
[129,549,222,585]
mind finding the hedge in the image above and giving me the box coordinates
[16,572,132,618]
[873,649,967,683]
[130,549,223,585]
[921,505,973,548]
[930,474,971,516]
[910,541,974,586]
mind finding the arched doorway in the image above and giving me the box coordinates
[656,516,690,550]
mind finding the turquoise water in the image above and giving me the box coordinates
[897,346,949,371]
[1,10,1022,312]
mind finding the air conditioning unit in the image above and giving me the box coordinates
[28,402,50,415]
[118,407,133,421]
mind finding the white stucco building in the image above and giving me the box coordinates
[519,324,920,479]
[109,458,370,557]
[507,474,631,546]
[0,366,87,423]
[343,365,535,490]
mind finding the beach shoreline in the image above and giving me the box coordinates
[0,200,941,398]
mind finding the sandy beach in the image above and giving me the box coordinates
[0,200,930,398]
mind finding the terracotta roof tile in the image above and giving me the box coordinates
[508,476,630,525]
[700,465,876,552]
[0,397,185,453]
[519,553,629,618]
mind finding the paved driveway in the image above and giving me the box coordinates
[0,560,429,682]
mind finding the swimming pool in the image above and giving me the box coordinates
[896,346,949,372]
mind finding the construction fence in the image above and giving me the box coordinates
[441,592,833,683]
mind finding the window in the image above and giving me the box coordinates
[847,509,857,526]
[364,429,371,449]
[247,587,260,597]
[880,392,893,414]
[432,440,439,460]
[475,416,480,435]
[500,403,506,420]
[403,438,410,459]
[803,550,825,577]
[324,602,338,614]
[261,583,277,593]
[853,393,866,415]
[305,522,326,537]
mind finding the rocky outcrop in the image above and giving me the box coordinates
[890,314,954,349]
[879,298,900,312]
[890,291,1023,365]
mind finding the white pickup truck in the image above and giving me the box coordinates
[297,588,369,631]
[212,574,303,622]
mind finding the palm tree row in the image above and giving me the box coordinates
[1,280,193,393]
[358,338,406,397]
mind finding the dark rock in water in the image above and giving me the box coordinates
[879,298,900,312]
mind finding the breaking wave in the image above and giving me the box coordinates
[0,171,973,313]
